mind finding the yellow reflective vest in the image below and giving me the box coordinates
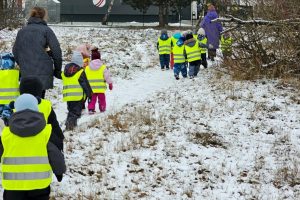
[1,125,52,190]
[0,70,19,105]
[38,99,52,123]
[158,38,172,55]
[198,37,208,54]
[61,69,84,102]
[171,36,179,53]
[221,36,233,53]
[185,41,201,62]
[85,65,107,93]
[173,45,186,64]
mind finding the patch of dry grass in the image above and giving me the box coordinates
[190,132,226,149]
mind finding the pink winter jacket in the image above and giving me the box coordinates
[89,59,113,84]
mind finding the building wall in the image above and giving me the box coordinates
[60,0,191,23]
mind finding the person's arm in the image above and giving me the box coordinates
[78,71,93,98]
[12,33,20,65]
[47,141,66,181]
[0,138,3,159]
[46,28,62,74]
[48,108,64,151]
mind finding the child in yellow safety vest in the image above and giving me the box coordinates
[197,28,208,69]
[0,53,19,126]
[0,94,66,199]
[62,51,93,131]
[86,48,113,114]
[157,29,172,70]
[221,32,233,58]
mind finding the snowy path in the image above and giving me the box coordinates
[53,68,176,126]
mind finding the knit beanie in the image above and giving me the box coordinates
[185,33,194,40]
[197,28,206,36]
[20,77,43,97]
[15,93,38,112]
[91,49,101,60]
[161,29,167,35]
[71,51,84,67]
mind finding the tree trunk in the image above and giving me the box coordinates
[158,4,165,27]
[102,0,115,25]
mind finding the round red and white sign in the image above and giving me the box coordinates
[93,0,106,7]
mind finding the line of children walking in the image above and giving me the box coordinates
[158,29,209,80]
[0,44,113,199]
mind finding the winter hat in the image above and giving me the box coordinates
[161,29,167,35]
[91,49,101,60]
[0,53,15,70]
[20,77,43,97]
[197,28,205,36]
[15,93,38,112]
[71,51,84,67]
[173,32,181,39]
[185,33,194,40]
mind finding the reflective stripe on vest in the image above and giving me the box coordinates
[3,157,49,165]
[61,69,84,102]
[198,37,208,53]
[85,65,107,93]
[1,125,52,190]
[0,70,20,104]
[185,41,201,62]
[3,171,51,180]
[158,38,172,55]
[38,99,52,123]
[173,45,185,64]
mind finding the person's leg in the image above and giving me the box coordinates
[188,64,195,78]
[181,63,188,78]
[3,190,26,200]
[165,54,170,70]
[201,53,208,68]
[159,55,165,70]
[66,101,82,130]
[173,63,180,79]
[27,186,50,200]
[98,93,106,112]
[87,94,97,112]
[194,61,200,76]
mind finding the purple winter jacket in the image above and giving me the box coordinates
[201,10,223,49]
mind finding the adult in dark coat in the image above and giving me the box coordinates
[200,3,223,61]
[13,7,62,98]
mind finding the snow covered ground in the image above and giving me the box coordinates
[1,26,300,200]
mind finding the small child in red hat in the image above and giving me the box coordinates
[85,48,113,114]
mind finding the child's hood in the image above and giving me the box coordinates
[9,110,46,137]
[89,59,103,70]
[64,63,82,77]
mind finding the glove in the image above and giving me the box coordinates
[208,44,214,49]
[109,83,113,90]
[55,174,63,182]
[54,69,62,79]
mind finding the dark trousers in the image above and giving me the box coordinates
[173,63,187,78]
[208,49,217,61]
[66,101,83,129]
[201,53,208,68]
[159,54,170,69]
[4,186,50,200]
